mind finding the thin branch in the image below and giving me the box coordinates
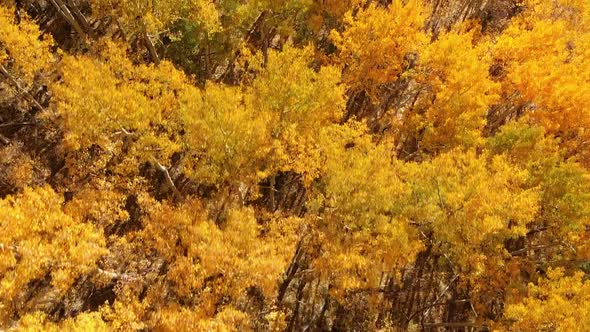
[423,322,488,329]
[47,0,87,38]
[152,158,181,200]
[0,122,35,128]
[408,274,459,322]
[96,268,138,281]
[0,133,9,145]
[66,0,92,33]
[0,65,45,111]
[143,31,160,65]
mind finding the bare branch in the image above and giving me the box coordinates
[0,133,9,145]
[66,0,92,33]
[47,0,87,38]
[96,268,138,281]
[423,322,488,329]
[143,31,160,65]
[152,158,182,200]
[0,64,45,111]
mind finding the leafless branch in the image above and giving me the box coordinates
[143,31,160,65]
[152,157,182,201]
[0,64,45,111]
[47,0,87,38]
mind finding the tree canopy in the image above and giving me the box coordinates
[1,0,589,330]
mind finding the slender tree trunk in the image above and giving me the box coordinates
[143,31,160,65]
[47,0,87,38]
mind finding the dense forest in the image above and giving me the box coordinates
[1,0,589,330]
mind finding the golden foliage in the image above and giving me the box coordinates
[91,0,221,36]
[330,0,428,93]
[141,201,301,313]
[0,5,54,81]
[493,0,590,165]
[414,29,500,153]
[504,268,590,331]
[310,122,423,294]
[0,187,106,324]
[248,44,345,182]
[406,149,539,276]
[17,311,110,331]
[2,0,590,330]
[180,82,271,186]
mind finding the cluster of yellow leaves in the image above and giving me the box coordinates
[180,82,272,186]
[406,149,539,277]
[52,41,344,189]
[181,43,344,186]
[63,179,129,229]
[248,44,345,183]
[3,0,590,330]
[155,306,251,332]
[331,4,500,158]
[489,120,590,260]
[493,0,590,165]
[141,201,301,314]
[186,0,314,73]
[310,121,543,297]
[310,123,423,295]
[51,41,185,156]
[413,30,500,153]
[230,0,312,36]
[98,292,151,331]
[156,294,287,332]
[330,0,428,93]
[504,268,590,331]
[91,0,221,36]
[17,311,109,331]
[0,5,54,82]
[0,187,106,324]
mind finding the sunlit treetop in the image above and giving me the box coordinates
[51,41,187,155]
[330,0,428,94]
[411,28,500,155]
[0,6,55,81]
[16,311,110,332]
[504,268,590,331]
[246,44,345,183]
[493,0,590,166]
[403,149,539,277]
[309,122,423,295]
[179,82,272,187]
[0,186,107,324]
[0,3,55,114]
[138,200,301,315]
[91,0,221,36]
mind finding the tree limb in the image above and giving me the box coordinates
[66,0,92,35]
[0,133,9,145]
[47,0,87,38]
[423,322,488,329]
[143,31,160,65]
[423,273,459,317]
[0,64,45,111]
[152,158,181,200]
